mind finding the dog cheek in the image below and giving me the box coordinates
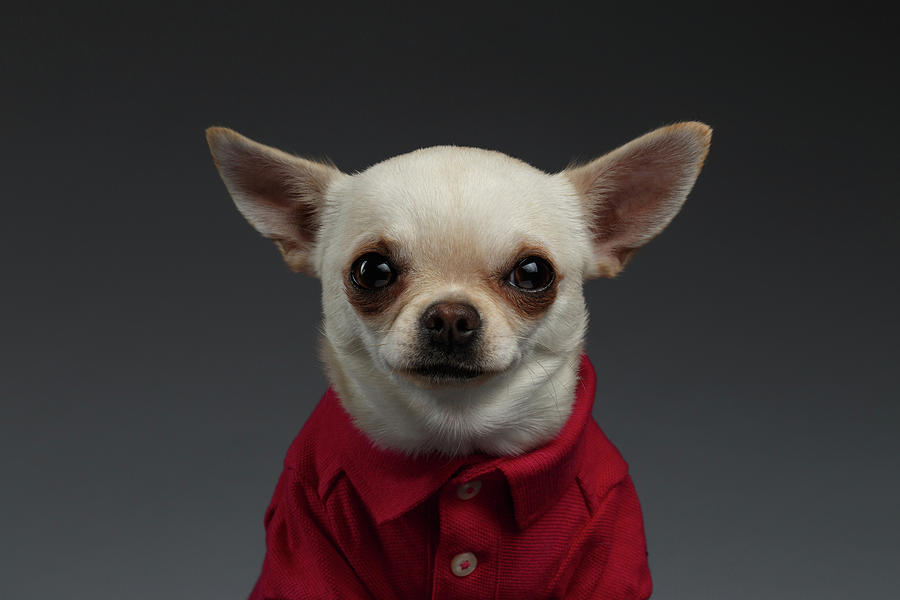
[475,302,525,369]
[375,298,427,369]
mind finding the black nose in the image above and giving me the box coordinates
[420,302,481,349]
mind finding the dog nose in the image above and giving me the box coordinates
[420,302,481,348]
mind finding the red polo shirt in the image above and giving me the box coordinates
[248,355,652,599]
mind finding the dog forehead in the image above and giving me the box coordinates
[333,146,579,253]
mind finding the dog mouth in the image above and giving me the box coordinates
[410,362,483,380]
[398,360,495,385]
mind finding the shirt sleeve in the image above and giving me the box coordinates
[248,467,374,600]
[564,474,653,599]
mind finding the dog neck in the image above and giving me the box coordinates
[320,338,582,457]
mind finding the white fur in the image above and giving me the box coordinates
[315,147,590,455]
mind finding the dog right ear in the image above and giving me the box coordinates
[205,127,342,275]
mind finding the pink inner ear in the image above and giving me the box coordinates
[570,123,710,260]
[226,154,318,248]
[227,152,299,210]
[210,131,337,253]
[207,127,343,275]
[602,163,683,241]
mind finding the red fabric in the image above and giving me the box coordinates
[248,355,652,599]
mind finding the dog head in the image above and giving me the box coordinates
[207,123,710,456]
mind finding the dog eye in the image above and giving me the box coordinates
[350,253,395,290]
[508,256,554,291]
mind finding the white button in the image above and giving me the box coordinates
[456,479,482,500]
[451,552,477,577]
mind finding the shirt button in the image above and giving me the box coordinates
[456,479,482,500]
[451,552,477,577]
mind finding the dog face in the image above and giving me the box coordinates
[319,148,590,387]
[207,123,710,456]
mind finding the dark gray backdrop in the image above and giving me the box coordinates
[2,3,897,598]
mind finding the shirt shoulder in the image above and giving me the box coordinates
[281,390,347,501]
[575,417,631,512]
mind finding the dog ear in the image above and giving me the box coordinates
[205,127,342,275]
[565,122,711,278]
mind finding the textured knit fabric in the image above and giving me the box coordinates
[248,355,652,599]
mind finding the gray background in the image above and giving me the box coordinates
[2,3,897,598]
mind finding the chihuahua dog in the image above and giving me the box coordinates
[207,122,710,599]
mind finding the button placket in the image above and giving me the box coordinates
[432,471,499,595]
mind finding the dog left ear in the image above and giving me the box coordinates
[565,122,711,278]
[206,127,342,275]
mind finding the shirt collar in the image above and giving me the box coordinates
[323,354,598,530]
